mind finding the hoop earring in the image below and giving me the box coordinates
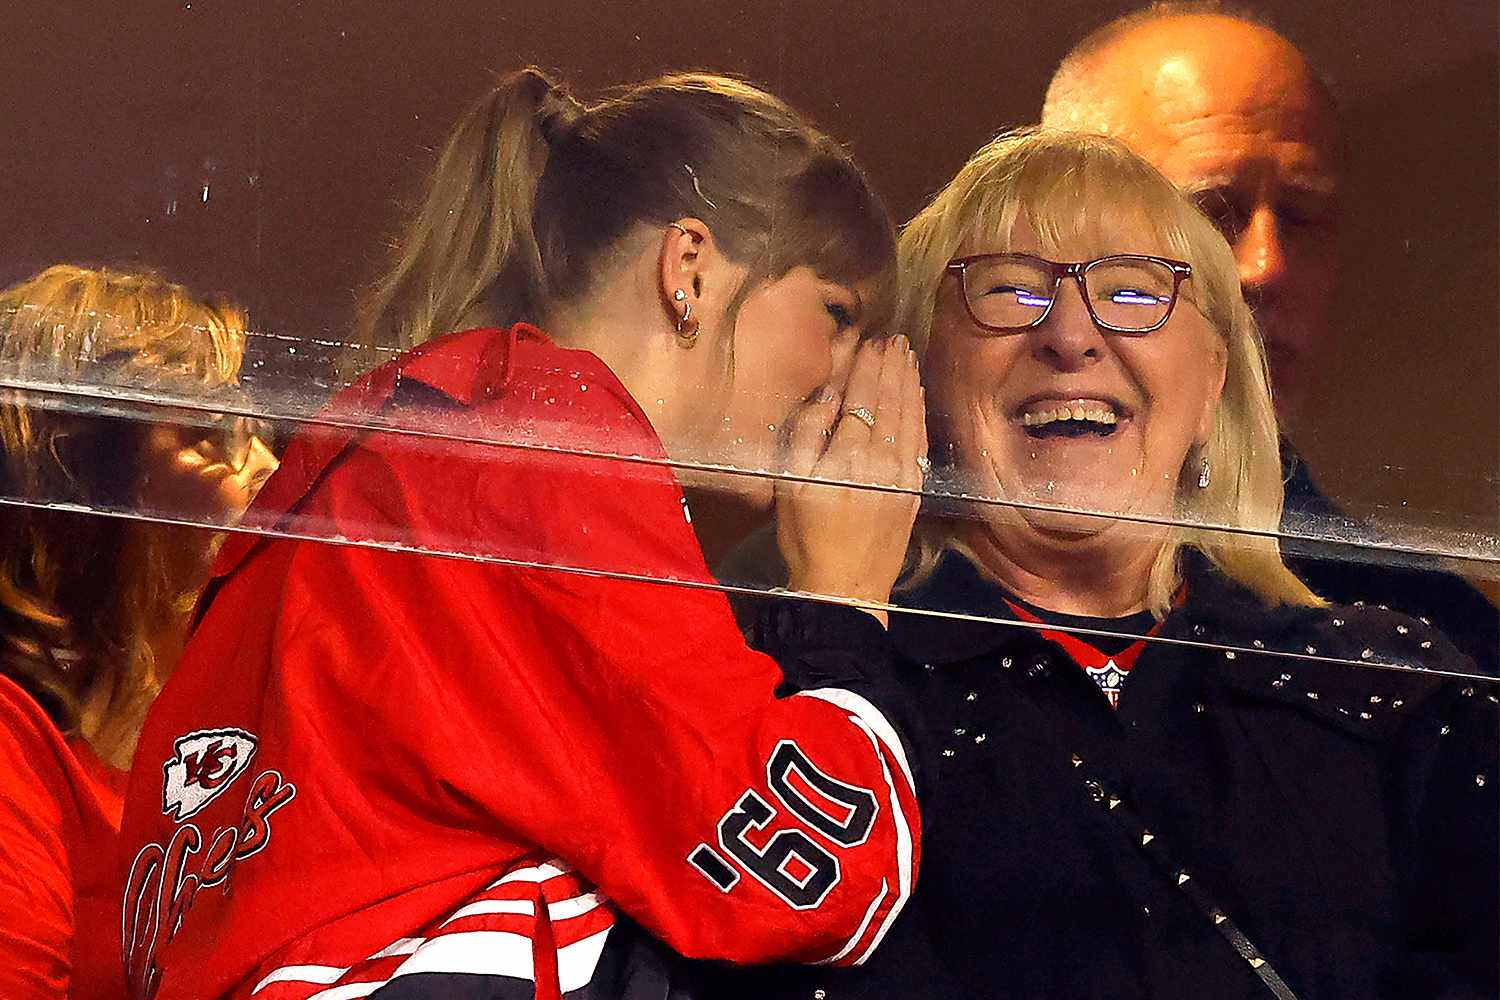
[1197,456,1211,489]
[673,289,699,347]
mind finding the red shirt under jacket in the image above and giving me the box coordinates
[0,673,128,1000]
[116,326,919,999]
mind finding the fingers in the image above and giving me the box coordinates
[873,334,908,429]
[896,344,927,489]
[865,337,911,493]
[827,329,860,400]
[781,393,841,482]
[870,336,915,475]
[778,336,927,608]
[812,336,927,504]
[826,338,887,456]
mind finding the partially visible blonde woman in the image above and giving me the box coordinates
[0,265,277,1000]
[713,128,1497,1000]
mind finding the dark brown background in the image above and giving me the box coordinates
[2,0,1496,549]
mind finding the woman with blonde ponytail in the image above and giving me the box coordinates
[119,68,929,1000]
[0,265,276,1000]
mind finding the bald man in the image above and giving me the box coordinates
[1043,6,1338,425]
[1039,6,1497,678]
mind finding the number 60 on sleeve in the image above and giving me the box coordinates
[689,740,880,910]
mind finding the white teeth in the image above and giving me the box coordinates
[1019,400,1121,427]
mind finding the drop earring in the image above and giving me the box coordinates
[1197,456,1211,489]
[673,289,698,347]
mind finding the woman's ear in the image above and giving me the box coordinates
[658,218,712,334]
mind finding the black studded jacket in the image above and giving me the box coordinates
[703,551,1499,1000]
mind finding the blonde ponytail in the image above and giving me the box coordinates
[352,69,573,375]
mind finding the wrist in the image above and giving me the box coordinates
[785,573,894,607]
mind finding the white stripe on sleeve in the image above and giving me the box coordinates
[817,878,888,966]
[441,897,537,925]
[305,982,387,1000]
[791,689,916,965]
[252,963,349,993]
[548,891,603,921]
[793,688,916,793]
[557,926,614,993]
[391,929,535,979]
[849,721,913,964]
[488,858,573,888]
[367,937,424,959]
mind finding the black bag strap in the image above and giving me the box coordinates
[988,640,1302,1000]
[1066,750,1301,1000]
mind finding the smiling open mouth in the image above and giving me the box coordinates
[1018,398,1125,440]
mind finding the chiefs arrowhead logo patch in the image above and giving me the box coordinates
[162,728,258,821]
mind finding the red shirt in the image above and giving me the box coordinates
[117,326,919,999]
[0,673,128,1000]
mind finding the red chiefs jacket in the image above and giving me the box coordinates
[0,675,127,1000]
[115,326,920,999]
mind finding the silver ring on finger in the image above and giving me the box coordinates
[845,405,877,429]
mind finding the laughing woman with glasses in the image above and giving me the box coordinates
[708,129,1497,1000]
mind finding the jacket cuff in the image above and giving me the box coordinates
[746,596,895,686]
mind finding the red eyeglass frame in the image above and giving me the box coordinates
[944,252,1194,335]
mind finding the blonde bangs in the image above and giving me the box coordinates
[967,149,1186,259]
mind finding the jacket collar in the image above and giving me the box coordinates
[891,549,1323,668]
[889,553,1034,666]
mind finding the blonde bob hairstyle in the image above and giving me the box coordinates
[897,127,1320,616]
[0,265,248,758]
